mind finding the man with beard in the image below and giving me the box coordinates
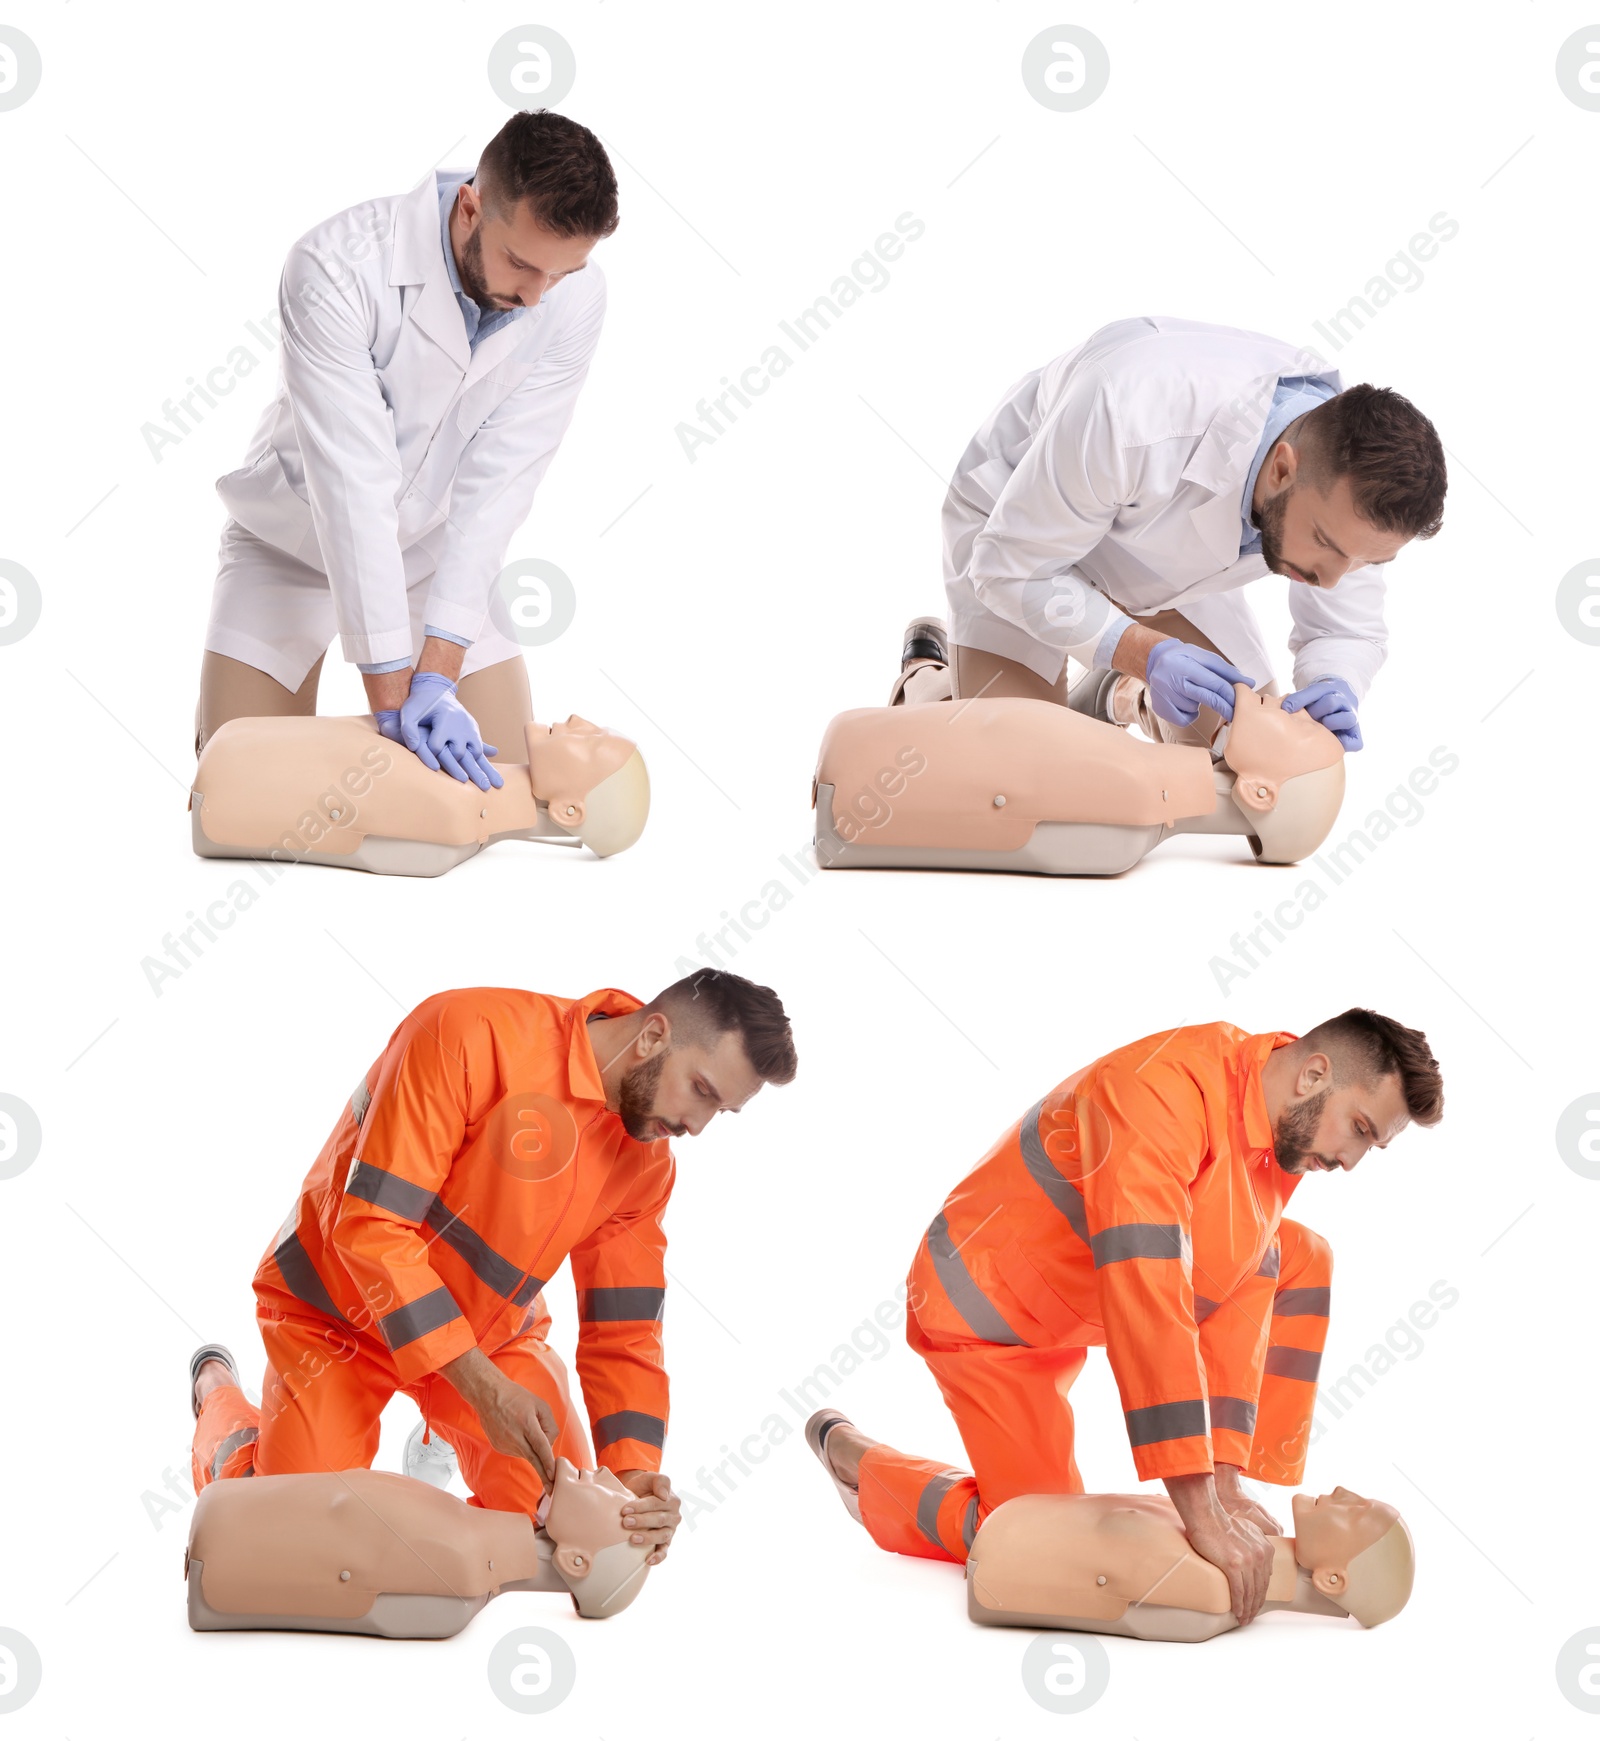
[807,1011,1442,1625]
[188,972,797,1567]
[197,110,617,790]
[892,318,1447,755]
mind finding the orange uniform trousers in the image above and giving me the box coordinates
[859,1217,1332,1564]
[191,1307,593,1518]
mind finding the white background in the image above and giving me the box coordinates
[1,1,1597,1735]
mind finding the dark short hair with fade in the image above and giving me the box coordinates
[1300,1008,1444,1126]
[476,109,620,239]
[646,970,797,1086]
[1297,384,1447,541]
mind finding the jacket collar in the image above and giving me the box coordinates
[391,170,472,370]
[565,987,645,1104]
[1243,1028,1298,1157]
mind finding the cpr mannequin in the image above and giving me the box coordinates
[190,715,650,877]
[813,683,1343,874]
[184,1459,652,1638]
[966,1486,1412,1641]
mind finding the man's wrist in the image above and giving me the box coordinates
[417,634,467,683]
[1111,622,1164,682]
[363,667,414,713]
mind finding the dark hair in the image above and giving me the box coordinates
[476,110,619,238]
[1301,1008,1444,1126]
[1298,385,1446,540]
[646,971,797,1086]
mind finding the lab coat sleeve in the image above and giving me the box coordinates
[1075,1060,1214,1480]
[1286,560,1388,698]
[277,238,414,670]
[421,270,607,645]
[1196,1264,1276,1470]
[328,993,488,1382]
[569,1146,674,1475]
[965,369,1135,668]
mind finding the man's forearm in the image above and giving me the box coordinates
[440,1344,501,1410]
[360,635,468,714]
[1163,1469,1225,1537]
[1110,621,1164,681]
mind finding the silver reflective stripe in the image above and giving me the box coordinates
[594,1410,666,1450]
[1273,1286,1330,1317]
[915,1469,965,1549]
[513,1273,545,1309]
[272,1231,347,1322]
[1091,1222,1185,1267]
[1193,1295,1220,1323]
[1017,1099,1089,1243]
[209,1426,259,1482]
[380,1286,463,1351]
[346,1161,436,1224]
[350,1077,372,1126]
[1208,1395,1257,1435]
[1265,1346,1322,1382]
[961,1495,980,1551]
[579,1287,666,1322]
[926,1213,1026,1347]
[1124,1398,1207,1447]
[423,1199,525,1298]
[1256,1245,1281,1278]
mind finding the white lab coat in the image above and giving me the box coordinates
[942,316,1388,697]
[211,170,605,686]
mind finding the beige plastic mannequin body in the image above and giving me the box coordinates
[813,684,1343,875]
[966,1487,1412,1642]
[185,1459,651,1638]
[191,715,650,877]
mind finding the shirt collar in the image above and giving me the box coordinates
[1243,1029,1298,1157]
[565,987,645,1104]
[1239,375,1339,552]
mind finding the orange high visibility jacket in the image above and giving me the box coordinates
[255,986,674,1475]
[910,1024,1300,1480]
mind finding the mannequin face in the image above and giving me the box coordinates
[613,1018,767,1143]
[1291,1487,1401,1599]
[548,1459,631,1581]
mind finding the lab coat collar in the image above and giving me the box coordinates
[1180,366,1341,568]
[393,170,471,371]
[565,987,646,1105]
[1242,1029,1299,1158]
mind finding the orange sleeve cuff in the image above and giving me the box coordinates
[1130,1435,1214,1482]
[389,1317,477,1386]
[597,1437,663,1477]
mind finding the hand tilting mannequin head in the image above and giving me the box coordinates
[966,1486,1414,1643]
[191,715,650,877]
[185,1460,653,1639]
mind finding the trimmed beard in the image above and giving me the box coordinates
[617,1048,668,1142]
[1273,1084,1332,1175]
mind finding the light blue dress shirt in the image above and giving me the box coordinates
[356,177,531,674]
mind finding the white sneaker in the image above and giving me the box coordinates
[403,1420,459,1489]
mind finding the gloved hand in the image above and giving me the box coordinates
[374,709,404,745]
[398,672,504,790]
[1283,675,1362,751]
[1144,638,1255,727]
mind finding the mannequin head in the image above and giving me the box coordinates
[544,1459,652,1618]
[1292,1487,1415,1626]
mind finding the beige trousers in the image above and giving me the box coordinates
[195,652,535,761]
[951,609,1278,751]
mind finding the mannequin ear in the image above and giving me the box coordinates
[552,1544,590,1581]
[1312,1566,1347,1601]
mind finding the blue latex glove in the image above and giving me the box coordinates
[374,709,404,744]
[1144,638,1255,727]
[398,672,504,790]
[1283,675,1362,751]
